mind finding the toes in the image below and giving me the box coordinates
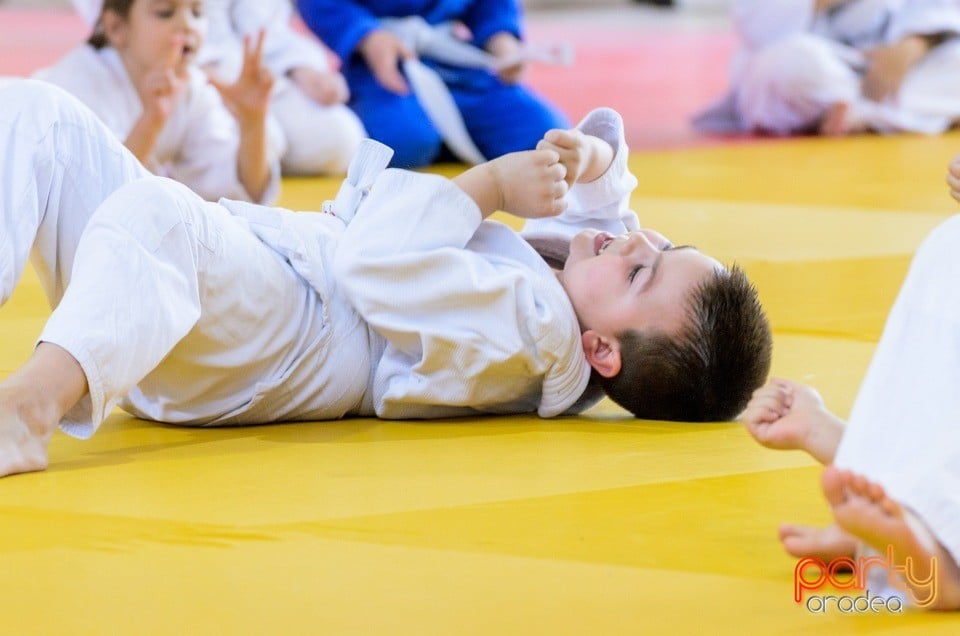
[822,466,847,506]
[865,480,885,503]
[778,523,801,541]
[847,472,869,497]
[880,497,901,517]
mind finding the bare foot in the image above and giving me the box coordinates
[819,102,851,136]
[0,387,55,476]
[779,522,858,561]
[0,342,90,477]
[822,466,960,609]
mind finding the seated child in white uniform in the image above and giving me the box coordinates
[37,0,283,204]
[695,0,960,136]
[742,157,960,608]
[0,80,771,479]
[198,0,366,175]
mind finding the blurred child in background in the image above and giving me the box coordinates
[42,0,282,203]
[296,0,569,168]
[199,0,365,175]
[696,0,960,137]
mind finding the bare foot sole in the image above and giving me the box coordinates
[822,466,960,610]
[779,522,858,561]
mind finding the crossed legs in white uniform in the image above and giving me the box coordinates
[0,80,325,476]
[736,34,960,135]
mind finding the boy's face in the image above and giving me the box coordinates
[108,0,207,76]
[560,228,722,341]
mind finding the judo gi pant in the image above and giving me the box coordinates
[835,215,960,566]
[0,80,330,438]
[736,34,960,134]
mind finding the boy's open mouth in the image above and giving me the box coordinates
[595,233,614,256]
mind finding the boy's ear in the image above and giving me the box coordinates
[581,330,621,378]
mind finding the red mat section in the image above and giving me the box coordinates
[0,10,88,74]
[0,8,742,150]
[525,21,739,149]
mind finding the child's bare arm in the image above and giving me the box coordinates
[209,30,275,202]
[126,38,188,164]
[948,153,960,202]
[453,149,568,219]
[485,32,526,85]
[741,378,844,465]
[536,129,613,187]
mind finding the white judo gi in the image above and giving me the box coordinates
[33,45,284,204]
[199,0,366,175]
[834,214,960,571]
[2,80,640,440]
[695,0,960,135]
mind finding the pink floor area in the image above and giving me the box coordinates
[524,19,741,149]
[0,7,742,150]
[0,10,89,74]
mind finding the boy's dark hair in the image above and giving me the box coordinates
[88,0,136,49]
[596,265,771,422]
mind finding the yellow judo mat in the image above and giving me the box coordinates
[3,134,960,634]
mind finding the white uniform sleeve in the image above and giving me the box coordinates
[522,107,639,239]
[334,169,589,418]
[229,0,332,75]
[169,70,283,204]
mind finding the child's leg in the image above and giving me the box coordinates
[0,175,219,474]
[0,80,148,307]
[0,343,86,476]
[272,81,366,175]
[454,81,569,161]
[736,34,864,135]
[346,69,443,168]
[37,175,331,440]
[832,216,960,607]
[823,467,960,610]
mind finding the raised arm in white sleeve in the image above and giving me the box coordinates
[333,169,591,419]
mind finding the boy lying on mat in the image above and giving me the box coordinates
[0,80,770,478]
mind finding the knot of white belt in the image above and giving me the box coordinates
[323,138,394,223]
